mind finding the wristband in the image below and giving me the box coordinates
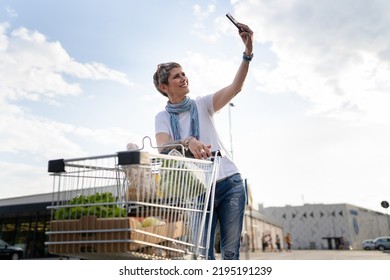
[183,137,194,150]
[243,52,254,62]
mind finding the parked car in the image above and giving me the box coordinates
[362,239,376,250]
[0,239,23,260]
[373,236,390,251]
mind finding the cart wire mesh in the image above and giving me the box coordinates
[45,147,220,260]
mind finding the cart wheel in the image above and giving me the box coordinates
[11,253,20,260]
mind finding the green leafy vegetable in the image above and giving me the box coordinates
[54,192,127,220]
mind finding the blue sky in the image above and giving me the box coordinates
[1,0,390,214]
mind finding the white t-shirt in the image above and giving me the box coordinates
[155,94,239,181]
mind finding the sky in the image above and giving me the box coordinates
[1,0,390,214]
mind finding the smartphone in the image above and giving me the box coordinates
[226,13,244,32]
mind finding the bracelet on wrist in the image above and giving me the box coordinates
[243,52,254,62]
[183,137,194,150]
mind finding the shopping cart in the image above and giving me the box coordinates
[45,137,220,260]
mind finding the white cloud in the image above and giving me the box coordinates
[0,106,82,157]
[0,23,133,103]
[191,4,222,42]
[6,6,18,18]
[0,23,137,191]
[234,0,390,125]
[0,22,9,51]
[193,4,216,18]
[181,51,239,96]
[0,161,52,198]
[0,100,141,159]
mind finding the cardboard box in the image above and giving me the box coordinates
[48,215,185,255]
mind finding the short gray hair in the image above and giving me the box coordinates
[153,62,182,97]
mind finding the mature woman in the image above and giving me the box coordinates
[153,21,254,260]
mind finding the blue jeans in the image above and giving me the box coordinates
[207,173,246,260]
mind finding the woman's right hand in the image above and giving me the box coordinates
[188,138,212,159]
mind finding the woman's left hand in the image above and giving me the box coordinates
[237,23,254,54]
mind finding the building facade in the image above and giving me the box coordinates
[0,193,52,258]
[243,207,284,252]
[262,203,390,250]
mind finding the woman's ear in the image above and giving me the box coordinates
[159,84,168,94]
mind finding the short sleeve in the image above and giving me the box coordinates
[155,110,171,135]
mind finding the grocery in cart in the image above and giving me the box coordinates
[45,138,220,260]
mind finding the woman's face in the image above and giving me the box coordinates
[160,67,190,103]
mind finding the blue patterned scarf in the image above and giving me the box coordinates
[165,97,199,141]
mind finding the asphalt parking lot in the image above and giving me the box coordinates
[29,249,390,260]
[241,249,390,260]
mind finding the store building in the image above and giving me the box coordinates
[261,203,390,250]
[0,193,53,258]
[243,207,284,252]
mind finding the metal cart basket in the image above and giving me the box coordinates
[45,141,220,260]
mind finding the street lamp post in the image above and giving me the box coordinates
[229,102,252,256]
[228,102,234,159]
[381,201,390,234]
